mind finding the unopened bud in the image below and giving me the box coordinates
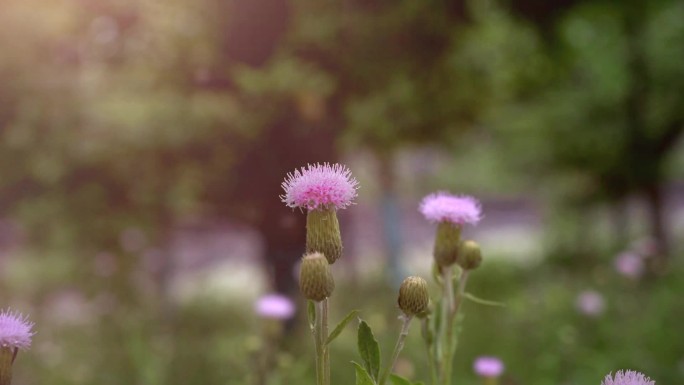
[433,222,461,267]
[398,276,430,316]
[299,253,335,301]
[306,207,343,264]
[458,240,482,270]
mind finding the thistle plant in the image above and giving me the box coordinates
[0,309,34,385]
[282,163,359,385]
[419,192,483,385]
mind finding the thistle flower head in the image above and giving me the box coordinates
[473,356,504,378]
[419,192,482,225]
[602,370,654,385]
[281,163,359,211]
[0,309,34,350]
[255,294,296,320]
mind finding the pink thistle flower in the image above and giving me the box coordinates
[602,370,655,385]
[0,309,34,350]
[473,356,504,377]
[281,163,359,211]
[255,294,296,320]
[614,252,644,279]
[576,290,605,317]
[419,192,482,225]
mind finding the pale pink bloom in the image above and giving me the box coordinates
[473,356,504,377]
[614,252,644,279]
[419,192,482,225]
[281,163,359,211]
[602,370,655,385]
[0,309,34,350]
[255,294,296,320]
[576,290,605,317]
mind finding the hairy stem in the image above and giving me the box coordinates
[314,301,325,385]
[421,317,438,385]
[442,270,470,385]
[322,298,330,385]
[379,314,413,385]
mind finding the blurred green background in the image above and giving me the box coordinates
[1,0,683,384]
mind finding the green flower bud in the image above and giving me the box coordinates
[458,240,482,270]
[433,221,461,267]
[397,276,430,316]
[299,253,335,302]
[306,207,343,264]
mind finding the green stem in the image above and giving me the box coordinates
[442,270,469,385]
[314,301,325,385]
[379,314,413,385]
[322,298,330,385]
[439,266,453,385]
[421,318,438,385]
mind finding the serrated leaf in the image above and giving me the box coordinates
[307,300,316,330]
[352,361,376,385]
[357,320,380,381]
[325,309,359,345]
[388,373,412,385]
[464,293,506,307]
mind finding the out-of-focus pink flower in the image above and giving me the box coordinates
[576,290,605,317]
[255,294,296,320]
[281,163,359,211]
[614,252,644,279]
[473,356,504,377]
[419,192,482,225]
[0,309,34,350]
[602,370,655,385]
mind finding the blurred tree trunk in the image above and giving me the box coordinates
[611,199,629,249]
[378,151,403,285]
[623,3,671,260]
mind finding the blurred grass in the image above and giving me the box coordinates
[8,246,682,385]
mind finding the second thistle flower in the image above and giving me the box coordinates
[281,163,359,264]
[419,192,482,268]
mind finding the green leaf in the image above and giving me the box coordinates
[325,309,360,345]
[357,320,381,381]
[464,293,506,307]
[307,300,316,330]
[352,361,377,385]
[388,373,412,385]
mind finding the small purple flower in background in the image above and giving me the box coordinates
[614,252,644,279]
[576,290,605,317]
[419,192,482,225]
[602,370,655,385]
[0,309,34,350]
[281,163,359,211]
[255,294,296,320]
[473,356,504,378]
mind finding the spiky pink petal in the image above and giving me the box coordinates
[602,370,655,385]
[0,309,34,350]
[419,192,482,225]
[281,163,359,211]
